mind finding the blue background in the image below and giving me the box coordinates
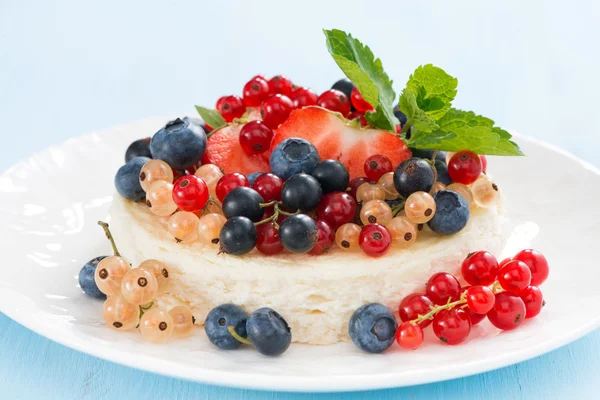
[1,0,599,398]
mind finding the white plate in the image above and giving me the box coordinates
[0,117,599,392]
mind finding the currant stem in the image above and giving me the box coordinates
[227,325,253,345]
[391,201,406,217]
[98,221,121,257]
[138,302,154,319]
[410,296,467,325]
[259,200,278,209]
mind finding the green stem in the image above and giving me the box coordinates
[98,221,121,257]
[391,201,406,217]
[227,326,253,345]
[259,200,278,209]
[411,296,467,325]
[139,302,154,319]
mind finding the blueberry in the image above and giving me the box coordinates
[219,216,258,255]
[428,190,470,235]
[409,148,446,163]
[246,307,292,356]
[393,106,408,128]
[349,303,397,354]
[434,160,453,185]
[114,156,151,201]
[125,137,152,162]
[78,256,108,299]
[393,157,435,198]
[278,214,318,253]
[205,304,248,350]
[281,173,323,212]
[331,78,355,103]
[150,117,207,170]
[222,187,265,222]
[270,138,320,180]
[183,116,208,132]
[311,159,349,194]
[247,172,265,186]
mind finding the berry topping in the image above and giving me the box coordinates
[78,256,108,299]
[487,292,526,331]
[216,95,245,122]
[512,249,549,286]
[432,308,471,345]
[281,173,323,212]
[398,293,434,328]
[348,177,369,199]
[172,175,209,212]
[316,89,351,116]
[520,286,544,319]
[125,137,152,162]
[146,181,177,216]
[121,268,158,306]
[396,321,424,350]
[393,157,435,198]
[364,154,393,182]
[465,285,495,314]
[219,216,257,255]
[267,75,293,96]
[239,121,273,155]
[350,87,374,112]
[252,172,283,202]
[316,192,357,230]
[309,220,335,255]
[115,156,151,201]
[360,200,393,226]
[197,213,227,247]
[498,260,532,292]
[150,118,207,170]
[242,76,270,107]
[103,294,139,331]
[222,186,265,222]
[335,223,362,251]
[289,87,318,108]
[461,251,499,286]
[426,272,461,305]
[359,223,392,257]
[205,304,248,350]
[404,191,436,224]
[330,78,355,105]
[256,221,284,255]
[139,160,174,192]
[246,307,292,356]
[311,159,350,194]
[270,137,320,180]
[215,172,250,203]
[427,190,470,235]
[448,150,482,185]
[94,256,130,296]
[260,94,294,129]
[278,214,318,253]
[167,211,199,242]
[348,303,397,353]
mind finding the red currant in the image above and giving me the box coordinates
[242,77,270,107]
[359,223,391,257]
[466,285,495,314]
[461,251,499,286]
[364,154,392,182]
[317,89,351,117]
[396,321,424,350]
[316,192,357,230]
[172,175,209,212]
[289,87,318,108]
[239,121,273,155]
[348,177,369,199]
[398,293,434,328]
[520,285,544,318]
[432,308,472,345]
[448,150,482,185]
[267,75,293,96]
[350,87,374,112]
[467,309,486,325]
[215,173,249,203]
[480,155,488,172]
[256,221,284,255]
[487,291,526,330]
[215,95,245,122]
[426,272,461,305]
[260,94,294,129]
[309,220,335,255]
[513,249,549,286]
[252,173,283,202]
[348,111,368,127]
[498,260,532,292]
[499,257,512,268]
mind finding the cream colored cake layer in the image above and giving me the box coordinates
[109,195,507,345]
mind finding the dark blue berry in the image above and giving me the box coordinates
[270,138,320,180]
[349,303,397,354]
[205,304,248,350]
[393,157,435,198]
[246,307,292,356]
[428,190,470,235]
[114,156,151,201]
[311,159,349,194]
[222,187,265,222]
[78,256,108,299]
[125,138,152,162]
[219,216,257,255]
[150,117,207,170]
[393,106,408,128]
[278,214,318,253]
[409,148,446,163]
[281,173,323,212]
[331,78,355,105]
[247,172,265,186]
[434,160,453,186]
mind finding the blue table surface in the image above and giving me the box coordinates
[2,1,599,398]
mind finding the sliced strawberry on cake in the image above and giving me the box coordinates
[271,107,411,179]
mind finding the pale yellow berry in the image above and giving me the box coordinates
[167,211,199,242]
[405,191,436,224]
[146,181,177,216]
[138,260,170,293]
[377,172,399,200]
[197,213,227,246]
[120,268,158,305]
[335,223,361,251]
[360,199,393,226]
[195,164,223,198]
[470,175,499,208]
[448,183,474,207]
[169,306,195,337]
[94,256,130,296]
[140,308,174,344]
[139,160,173,192]
[356,182,386,203]
[387,216,418,248]
[103,294,139,331]
[430,181,446,194]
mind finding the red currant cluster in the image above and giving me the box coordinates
[395,249,549,350]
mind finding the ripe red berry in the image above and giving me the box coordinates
[309,220,335,255]
[466,309,486,325]
[289,87,318,109]
[316,192,357,230]
[256,221,284,255]
[350,87,374,113]
[364,154,393,182]
[267,75,293,96]
[359,223,391,257]
[461,251,499,286]
[512,249,549,286]
[426,272,461,305]
[260,94,294,129]
[348,177,369,199]
[499,257,512,268]
[398,293,434,328]
[317,89,351,117]
[215,95,245,122]
[448,150,482,185]
[487,291,526,330]
[348,111,368,127]
[480,155,488,172]
[466,285,495,314]
[432,308,472,345]
[239,120,273,155]
[252,173,283,202]
[396,321,424,350]
[242,77,270,107]
[498,260,532,293]
[520,285,544,318]
[215,173,249,202]
[172,175,209,212]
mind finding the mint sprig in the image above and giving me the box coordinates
[195,106,227,130]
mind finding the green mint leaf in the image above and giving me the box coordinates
[323,29,398,131]
[194,106,227,129]
[399,89,439,132]
[407,108,523,156]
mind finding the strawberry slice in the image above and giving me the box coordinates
[202,124,270,175]
[271,107,411,179]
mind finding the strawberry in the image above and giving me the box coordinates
[271,107,411,179]
[202,124,269,175]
